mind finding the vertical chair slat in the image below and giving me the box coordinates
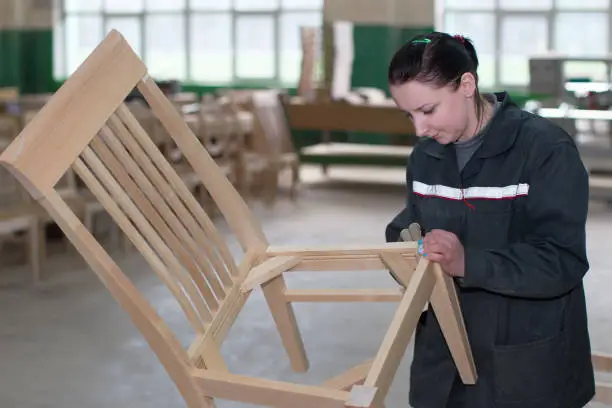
[105,113,235,287]
[87,137,220,312]
[79,145,213,327]
[114,104,240,278]
[72,157,207,332]
[95,126,228,302]
[136,78,269,253]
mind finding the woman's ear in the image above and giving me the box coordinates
[459,72,477,99]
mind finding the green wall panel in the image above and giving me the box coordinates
[20,30,54,94]
[350,25,434,95]
[0,30,22,89]
[348,24,433,145]
[0,29,54,94]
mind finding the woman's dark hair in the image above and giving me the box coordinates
[388,31,485,119]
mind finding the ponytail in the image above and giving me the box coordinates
[452,34,485,123]
[453,34,480,74]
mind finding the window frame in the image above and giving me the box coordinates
[437,0,612,92]
[55,0,323,87]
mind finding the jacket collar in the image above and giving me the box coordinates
[422,92,522,159]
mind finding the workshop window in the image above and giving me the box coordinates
[500,16,548,86]
[443,11,496,89]
[440,0,612,90]
[54,0,323,86]
[189,13,233,83]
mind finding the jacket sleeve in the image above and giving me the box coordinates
[462,138,590,299]
[385,152,419,242]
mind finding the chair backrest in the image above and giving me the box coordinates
[0,30,269,407]
[0,157,30,212]
[249,89,296,157]
[297,26,319,99]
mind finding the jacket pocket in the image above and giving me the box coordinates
[492,330,566,407]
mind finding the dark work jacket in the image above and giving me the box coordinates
[385,92,595,408]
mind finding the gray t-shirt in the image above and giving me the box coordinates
[454,94,501,171]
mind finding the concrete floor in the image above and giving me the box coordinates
[1,165,611,408]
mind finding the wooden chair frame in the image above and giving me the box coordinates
[0,30,477,407]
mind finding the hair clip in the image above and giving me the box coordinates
[453,34,465,44]
[412,38,431,44]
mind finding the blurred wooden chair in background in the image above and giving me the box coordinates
[223,89,301,206]
[0,162,41,285]
[249,90,301,205]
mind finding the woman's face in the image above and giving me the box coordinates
[390,73,477,145]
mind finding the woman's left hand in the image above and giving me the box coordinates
[422,229,465,277]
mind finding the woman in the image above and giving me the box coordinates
[385,32,595,408]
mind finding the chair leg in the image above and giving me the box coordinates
[233,156,249,198]
[191,341,228,408]
[29,218,42,286]
[290,161,300,200]
[37,221,47,264]
[263,167,279,207]
[261,274,309,372]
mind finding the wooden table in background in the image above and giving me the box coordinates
[284,100,416,170]
[285,100,415,135]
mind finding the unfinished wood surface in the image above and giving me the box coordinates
[187,250,259,364]
[240,255,301,292]
[380,252,413,287]
[262,274,309,372]
[0,33,146,199]
[594,353,612,372]
[136,77,269,253]
[266,242,419,272]
[284,289,404,303]
[595,385,612,405]
[0,162,41,284]
[248,90,300,204]
[359,258,436,407]
[380,251,429,313]
[0,30,478,408]
[429,263,477,384]
[593,353,612,404]
[297,26,318,99]
[192,369,351,408]
[285,100,415,135]
[322,359,373,391]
